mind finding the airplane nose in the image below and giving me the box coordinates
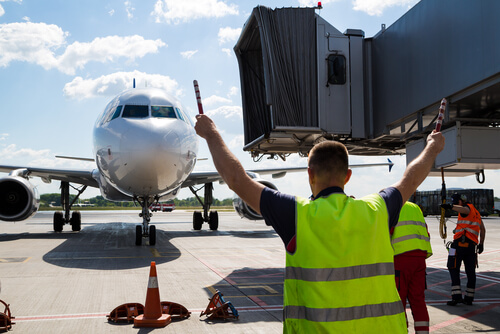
[118,121,183,195]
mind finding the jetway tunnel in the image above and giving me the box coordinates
[233,0,500,178]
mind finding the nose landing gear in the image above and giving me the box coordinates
[189,182,218,231]
[135,196,157,246]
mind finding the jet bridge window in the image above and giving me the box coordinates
[327,54,346,85]
[122,105,149,118]
[151,106,177,118]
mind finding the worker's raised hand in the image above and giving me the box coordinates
[426,130,445,154]
[441,203,453,210]
[195,114,218,139]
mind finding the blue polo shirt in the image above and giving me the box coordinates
[260,186,403,253]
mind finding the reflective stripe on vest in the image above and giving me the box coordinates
[391,202,432,258]
[284,193,407,333]
[454,204,481,244]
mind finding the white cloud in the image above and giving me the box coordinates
[0,144,51,160]
[0,22,166,75]
[228,134,244,150]
[124,1,135,19]
[63,70,181,100]
[228,86,238,97]
[221,48,232,56]
[206,105,242,119]
[109,9,115,16]
[57,35,166,75]
[152,0,238,24]
[203,94,232,107]
[352,0,418,16]
[0,133,9,141]
[218,26,241,45]
[0,5,4,17]
[180,50,198,59]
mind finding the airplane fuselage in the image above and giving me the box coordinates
[93,88,198,201]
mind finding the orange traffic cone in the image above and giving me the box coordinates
[134,261,171,328]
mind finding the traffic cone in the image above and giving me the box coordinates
[134,261,171,328]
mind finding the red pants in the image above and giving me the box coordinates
[394,253,429,333]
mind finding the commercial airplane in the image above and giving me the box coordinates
[0,87,394,246]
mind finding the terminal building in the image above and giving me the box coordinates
[233,0,500,181]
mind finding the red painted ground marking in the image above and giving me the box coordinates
[475,282,498,291]
[194,256,238,285]
[427,288,451,299]
[249,295,268,307]
[15,305,284,322]
[429,302,500,331]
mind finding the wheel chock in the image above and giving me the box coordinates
[107,303,144,323]
[0,299,15,332]
[200,290,239,320]
[161,301,191,320]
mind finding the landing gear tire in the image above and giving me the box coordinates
[209,211,218,231]
[135,225,142,246]
[53,211,64,232]
[70,211,81,231]
[149,225,156,246]
[193,211,203,230]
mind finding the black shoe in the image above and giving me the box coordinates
[464,300,473,305]
[447,300,463,306]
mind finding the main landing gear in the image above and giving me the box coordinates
[53,181,86,233]
[134,196,157,246]
[189,182,218,231]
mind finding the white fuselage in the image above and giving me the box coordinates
[92,88,198,200]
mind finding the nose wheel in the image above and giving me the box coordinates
[134,196,157,246]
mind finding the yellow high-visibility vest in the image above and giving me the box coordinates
[392,202,432,258]
[284,193,407,333]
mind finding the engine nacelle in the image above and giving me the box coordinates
[232,178,277,223]
[0,175,40,221]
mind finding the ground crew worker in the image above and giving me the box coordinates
[442,193,486,305]
[392,202,432,333]
[195,114,444,333]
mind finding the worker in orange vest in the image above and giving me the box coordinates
[441,193,486,305]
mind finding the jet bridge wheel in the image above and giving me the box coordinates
[70,211,81,231]
[209,211,218,231]
[193,211,203,230]
[53,211,64,232]
[135,225,142,246]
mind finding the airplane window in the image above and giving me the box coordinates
[175,108,185,122]
[122,105,149,118]
[109,105,123,121]
[151,106,177,118]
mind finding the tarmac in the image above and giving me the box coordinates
[0,210,500,333]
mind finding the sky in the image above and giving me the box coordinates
[1,0,499,202]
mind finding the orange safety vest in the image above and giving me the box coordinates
[453,203,482,244]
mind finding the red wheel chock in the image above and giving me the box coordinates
[200,290,239,320]
[0,299,14,332]
[161,301,191,320]
[107,303,144,323]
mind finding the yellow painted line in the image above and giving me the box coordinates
[150,248,161,257]
[206,286,218,295]
[238,285,279,294]
[22,257,31,263]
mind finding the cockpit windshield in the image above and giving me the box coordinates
[151,106,177,118]
[122,105,149,118]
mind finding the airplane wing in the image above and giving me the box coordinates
[0,165,98,188]
[181,159,394,188]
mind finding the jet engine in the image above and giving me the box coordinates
[0,174,40,222]
[232,178,277,223]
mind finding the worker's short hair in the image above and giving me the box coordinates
[308,141,348,182]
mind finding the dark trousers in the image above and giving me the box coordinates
[447,238,477,302]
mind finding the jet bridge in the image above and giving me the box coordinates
[233,0,500,178]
